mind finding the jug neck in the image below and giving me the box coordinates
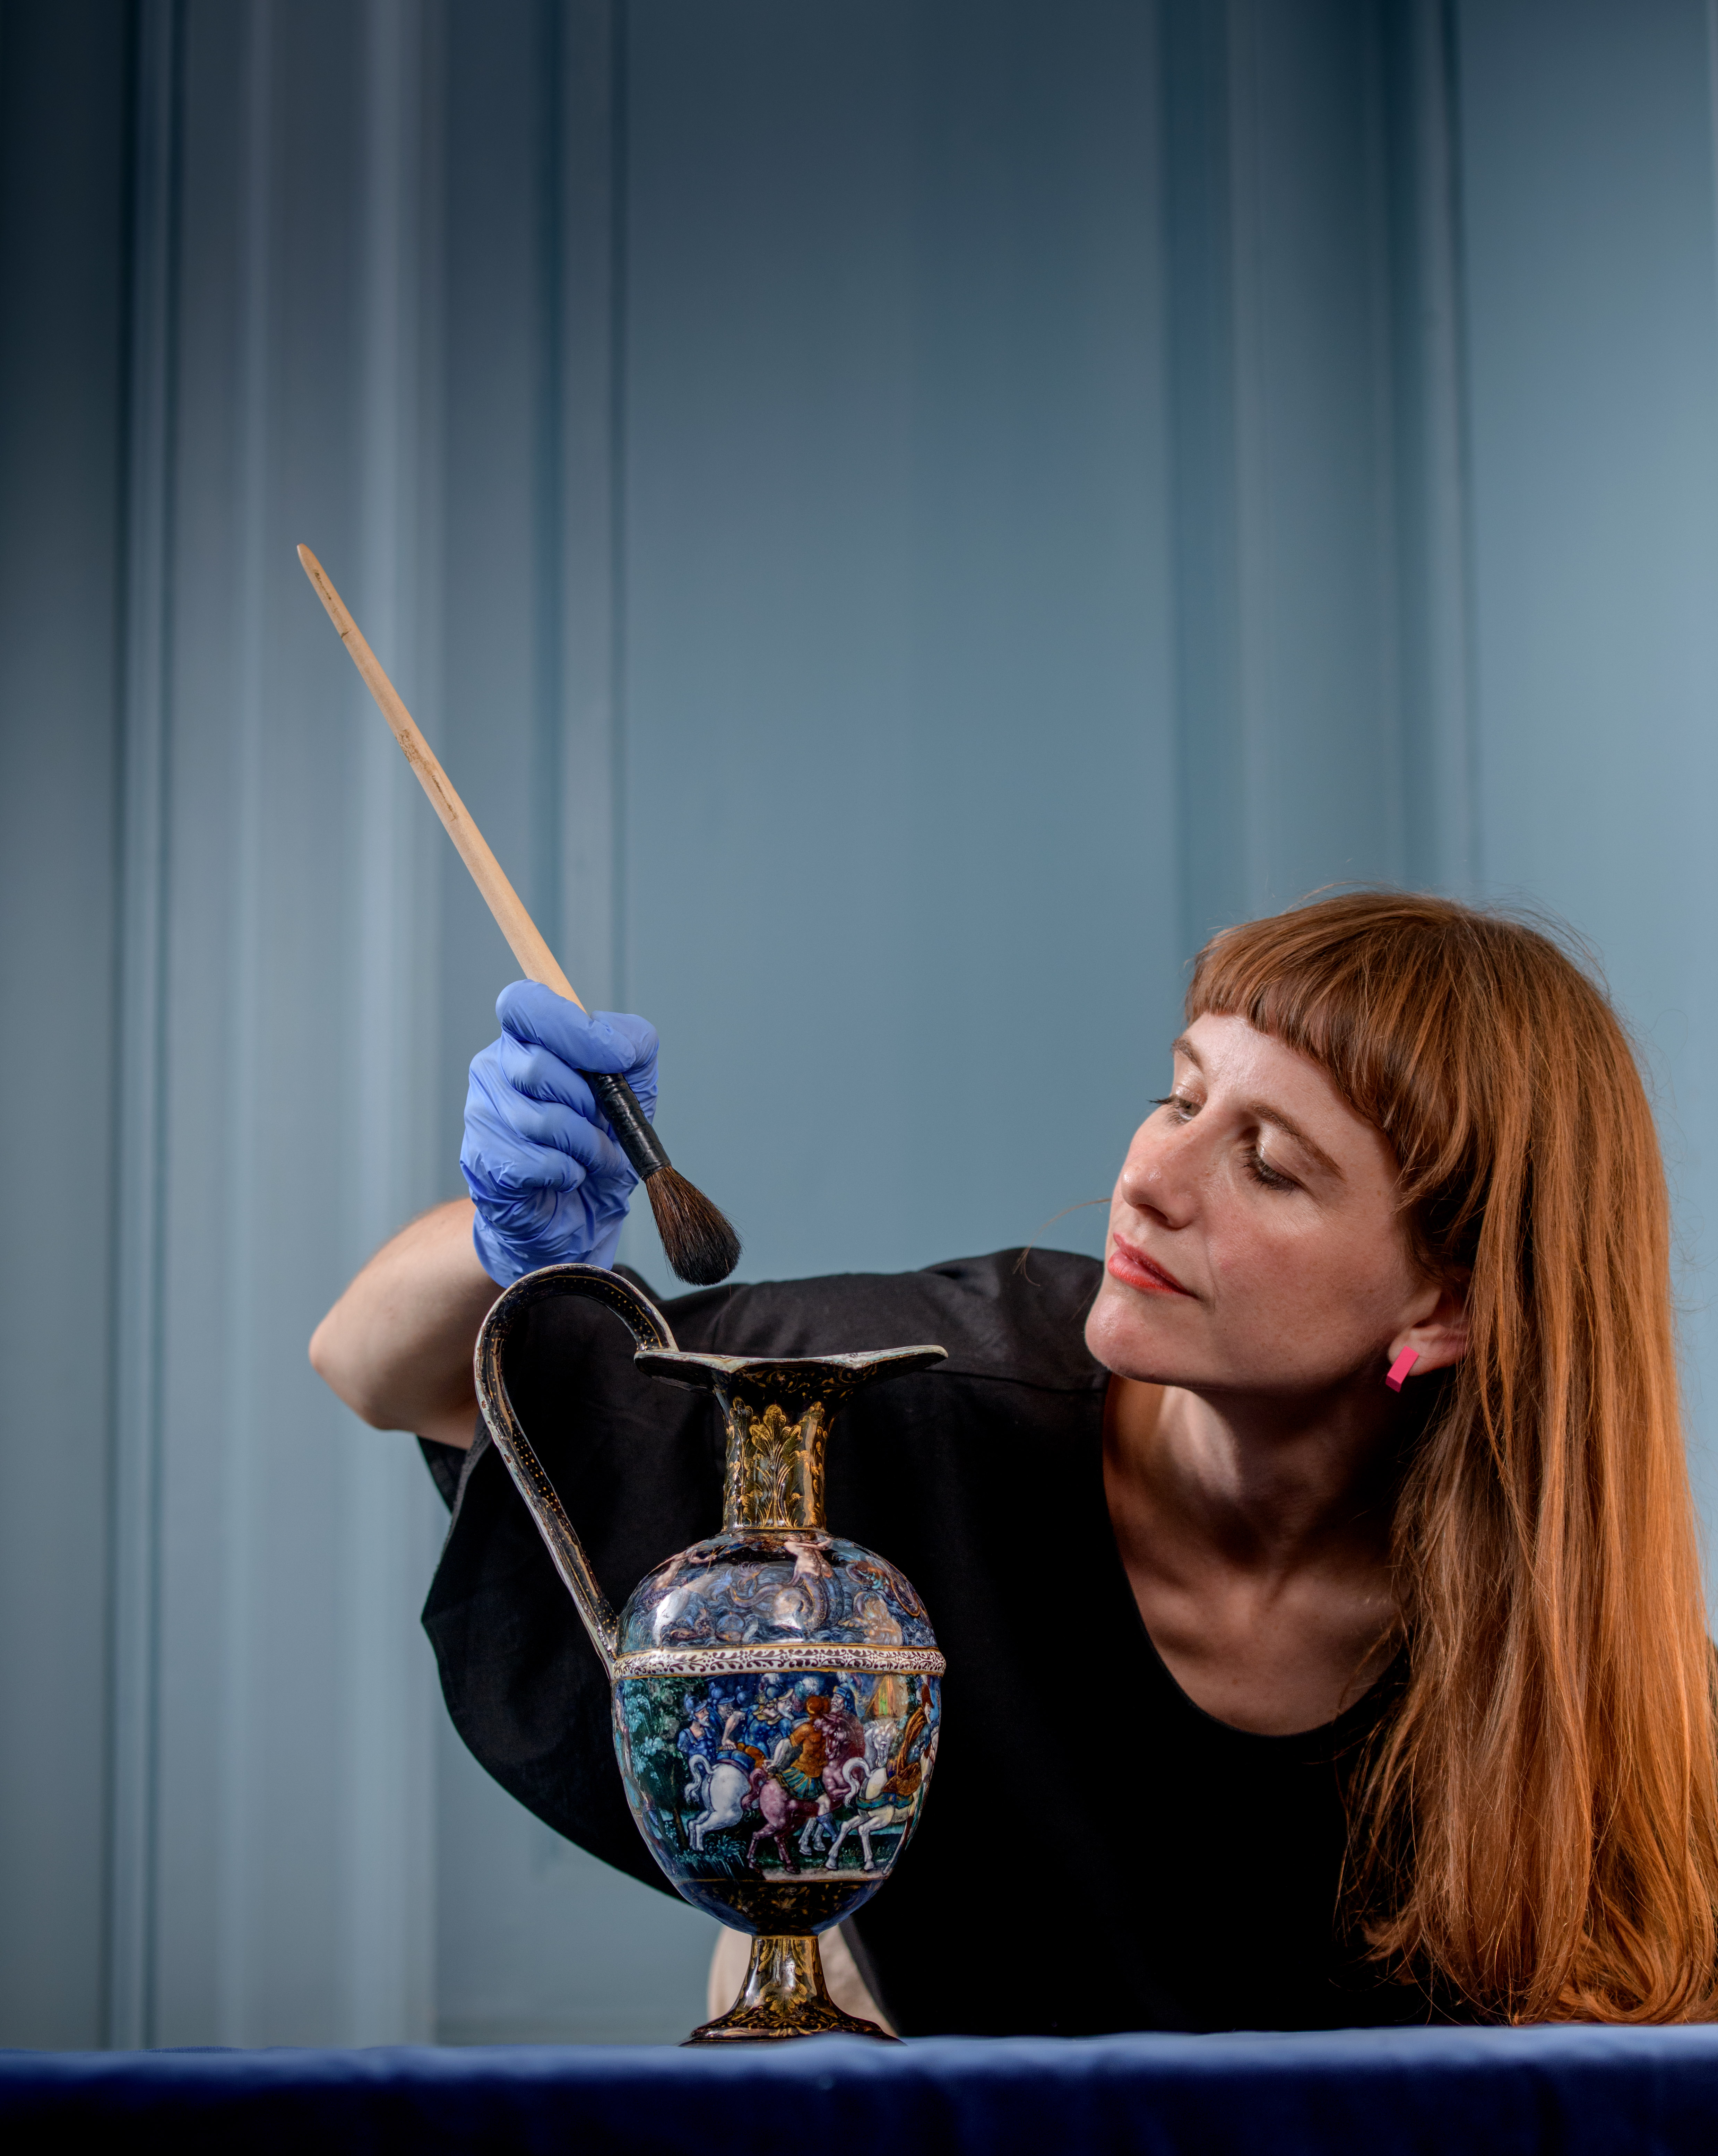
[718,1384,829,1533]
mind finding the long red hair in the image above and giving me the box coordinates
[1188,890,1718,2022]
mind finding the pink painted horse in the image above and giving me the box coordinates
[744,1767,831,1869]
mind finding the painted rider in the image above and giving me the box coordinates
[775,1693,832,1802]
[675,1698,718,1772]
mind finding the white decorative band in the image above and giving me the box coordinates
[614,1643,946,1681]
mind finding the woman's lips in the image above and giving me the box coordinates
[1107,1233,1195,1298]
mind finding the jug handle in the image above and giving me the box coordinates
[473,1262,680,1679]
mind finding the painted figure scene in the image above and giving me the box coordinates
[614,1669,940,1910]
[618,1530,940,1656]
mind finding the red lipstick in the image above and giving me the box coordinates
[1107,1232,1195,1298]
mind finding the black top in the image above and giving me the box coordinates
[421,1249,1439,2036]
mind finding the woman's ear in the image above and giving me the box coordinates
[1388,1272,1469,1379]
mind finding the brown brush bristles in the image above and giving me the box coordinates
[644,1164,742,1286]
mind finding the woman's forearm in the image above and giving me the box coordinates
[309,1198,499,1448]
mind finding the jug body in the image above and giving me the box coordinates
[612,1527,941,1932]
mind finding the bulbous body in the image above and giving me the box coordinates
[474,1263,946,2041]
[613,1530,941,1931]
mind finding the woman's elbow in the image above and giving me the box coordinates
[308,1310,391,1428]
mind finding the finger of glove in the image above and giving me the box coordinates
[467,1046,631,1180]
[494,1035,598,1117]
[484,1083,632,1178]
[495,1036,657,1140]
[460,1125,588,1202]
[594,1011,659,1118]
[468,1183,587,1279]
[468,1180,565,1241]
[496,981,659,1088]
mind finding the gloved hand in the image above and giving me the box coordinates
[461,981,659,1284]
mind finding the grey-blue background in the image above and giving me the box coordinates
[3,0,1716,2048]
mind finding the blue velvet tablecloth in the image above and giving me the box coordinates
[5,2025,1718,2153]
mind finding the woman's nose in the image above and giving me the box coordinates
[1118,1121,1198,1226]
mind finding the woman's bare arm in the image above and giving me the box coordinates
[309,1198,499,1449]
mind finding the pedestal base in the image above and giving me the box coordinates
[683,1934,897,2044]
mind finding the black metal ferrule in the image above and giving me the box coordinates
[587,1070,671,1181]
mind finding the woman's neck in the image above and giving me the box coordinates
[1112,1375,1399,1571]
[1103,1375,1401,1734]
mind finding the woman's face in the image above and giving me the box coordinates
[1085,1012,1449,1397]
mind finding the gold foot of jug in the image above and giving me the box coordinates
[683,1933,897,2044]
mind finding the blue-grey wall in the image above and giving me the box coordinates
[1457,0,1718,1499]
[4,0,1718,2050]
[0,0,130,2050]
[616,0,1176,1283]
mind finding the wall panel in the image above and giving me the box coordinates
[426,0,718,2044]
[0,0,131,2049]
[1170,0,1426,952]
[619,0,1176,1288]
[1455,0,1718,1516]
[107,0,449,2046]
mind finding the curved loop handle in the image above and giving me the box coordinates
[473,1263,679,1677]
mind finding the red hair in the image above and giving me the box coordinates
[1188,891,1718,2022]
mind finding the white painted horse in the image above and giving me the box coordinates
[823,1766,915,1872]
[683,1754,753,1852]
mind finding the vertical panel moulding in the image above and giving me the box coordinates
[213,0,274,2044]
[1695,0,1718,1559]
[558,0,623,1013]
[1165,0,1252,956]
[1705,1,1718,1019]
[1358,2,1409,889]
[335,0,443,2045]
[108,0,182,2052]
[609,0,628,1016]
[531,0,563,973]
[1394,0,1479,895]
[1709,2,1718,385]
[1224,0,1272,919]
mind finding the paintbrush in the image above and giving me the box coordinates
[298,543,741,1288]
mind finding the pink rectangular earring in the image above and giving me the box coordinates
[1385,1349,1419,1393]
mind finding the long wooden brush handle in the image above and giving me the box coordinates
[300,545,741,1283]
[296,542,585,1012]
[299,541,681,1196]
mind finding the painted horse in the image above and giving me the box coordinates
[682,1753,753,1853]
[744,1765,832,1869]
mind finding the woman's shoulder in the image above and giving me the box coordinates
[652,1247,1107,1392]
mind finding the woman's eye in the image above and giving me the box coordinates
[1245,1148,1298,1192]
[1151,1093,1198,1123]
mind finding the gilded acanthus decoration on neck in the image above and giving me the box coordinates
[722,1395,828,1530]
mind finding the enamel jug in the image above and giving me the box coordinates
[475,1263,946,2042]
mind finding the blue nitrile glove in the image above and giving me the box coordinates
[461,981,659,1284]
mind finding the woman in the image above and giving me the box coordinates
[310,891,1718,2030]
